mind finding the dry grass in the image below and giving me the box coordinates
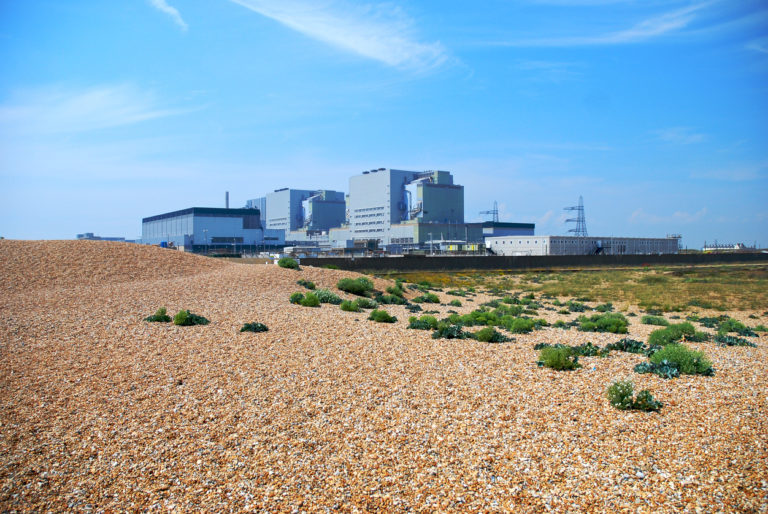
[1,241,767,511]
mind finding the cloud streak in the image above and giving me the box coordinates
[0,84,190,135]
[653,127,706,145]
[229,0,448,71]
[493,2,713,47]
[149,0,188,31]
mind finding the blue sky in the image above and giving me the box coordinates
[1,0,766,248]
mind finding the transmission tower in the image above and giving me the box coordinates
[479,200,499,223]
[564,196,588,237]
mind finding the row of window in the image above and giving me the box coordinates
[353,206,385,213]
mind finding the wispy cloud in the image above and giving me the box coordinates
[149,0,188,31]
[746,36,768,54]
[0,84,190,135]
[229,0,449,71]
[516,60,584,82]
[494,2,713,47]
[691,161,768,181]
[629,208,708,224]
[653,127,706,145]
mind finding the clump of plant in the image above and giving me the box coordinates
[717,318,756,337]
[641,315,670,326]
[240,322,268,333]
[607,380,662,412]
[538,346,581,370]
[449,299,462,307]
[432,322,469,340]
[368,309,397,323]
[299,292,321,307]
[595,302,614,313]
[173,310,210,326]
[278,257,299,270]
[635,343,714,378]
[297,279,316,290]
[505,317,536,334]
[578,313,629,334]
[714,334,757,347]
[322,264,340,270]
[534,342,608,357]
[604,338,655,355]
[340,300,361,312]
[412,293,440,304]
[408,315,439,330]
[337,277,374,296]
[754,324,768,332]
[405,303,423,313]
[315,289,343,305]
[145,307,172,323]
[553,320,568,329]
[567,300,587,312]
[374,293,408,305]
[386,284,405,298]
[355,297,378,310]
[289,292,305,304]
[473,326,512,343]
[647,322,708,346]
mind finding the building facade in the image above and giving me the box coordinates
[485,235,680,256]
[266,188,345,232]
[141,207,284,250]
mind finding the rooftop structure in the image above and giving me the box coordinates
[486,235,680,256]
[266,188,345,233]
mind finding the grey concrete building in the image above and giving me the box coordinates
[485,235,680,256]
[266,188,345,232]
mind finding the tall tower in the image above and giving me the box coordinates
[565,196,588,237]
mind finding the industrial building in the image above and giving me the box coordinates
[141,207,284,251]
[322,168,534,250]
[262,188,346,233]
[485,235,680,256]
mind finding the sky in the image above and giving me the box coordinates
[0,0,766,248]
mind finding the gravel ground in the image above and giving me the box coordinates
[1,240,766,512]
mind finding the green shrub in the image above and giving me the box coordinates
[447,289,468,297]
[375,293,408,305]
[240,322,268,333]
[408,315,438,330]
[449,299,462,307]
[297,279,316,290]
[337,277,374,296]
[173,310,210,326]
[641,315,670,326]
[355,297,378,310]
[649,344,714,376]
[412,293,440,304]
[567,300,587,312]
[340,300,360,312]
[405,303,422,313]
[368,309,397,323]
[607,380,662,411]
[315,289,343,305]
[647,322,697,346]
[553,320,568,329]
[604,338,650,355]
[505,317,536,334]
[386,285,405,297]
[322,264,340,270]
[578,313,629,334]
[473,326,511,343]
[144,307,172,323]
[754,324,768,332]
[634,361,680,379]
[289,292,305,304]
[717,318,756,337]
[537,346,581,370]
[299,292,321,307]
[595,302,614,312]
[278,257,299,270]
[432,322,469,339]
[714,334,757,347]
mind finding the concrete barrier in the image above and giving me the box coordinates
[302,252,768,272]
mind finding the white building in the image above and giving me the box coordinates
[486,235,680,256]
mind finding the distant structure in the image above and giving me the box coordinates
[480,201,500,223]
[77,233,131,242]
[141,207,284,252]
[702,242,756,252]
[485,235,681,256]
[565,196,588,237]
[265,188,345,233]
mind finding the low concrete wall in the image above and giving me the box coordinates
[302,252,768,272]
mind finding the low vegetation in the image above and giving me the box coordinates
[340,300,360,312]
[472,326,512,343]
[647,322,709,346]
[297,279,315,290]
[315,289,343,305]
[537,346,581,371]
[240,322,268,333]
[641,315,670,326]
[432,322,469,340]
[337,277,374,296]
[412,293,440,304]
[173,310,210,326]
[635,344,714,378]
[578,313,629,334]
[408,315,439,330]
[607,380,662,412]
[144,307,172,323]
[368,309,397,323]
[277,257,299,270]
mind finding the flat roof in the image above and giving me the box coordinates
[142,207,260,223]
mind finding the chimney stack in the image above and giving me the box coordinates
[225,191,229,209]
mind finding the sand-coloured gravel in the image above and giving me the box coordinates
[1,240,766,511]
